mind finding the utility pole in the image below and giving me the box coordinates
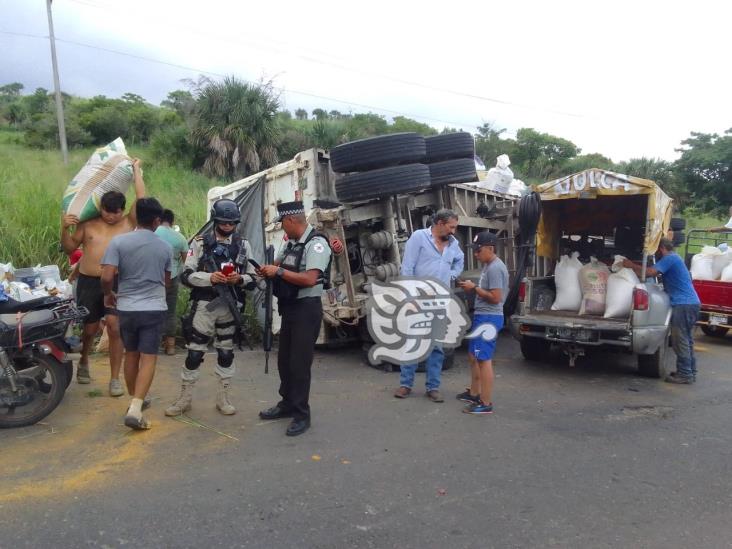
[46,0,68,164]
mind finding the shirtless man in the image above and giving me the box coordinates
[61,159,145,396]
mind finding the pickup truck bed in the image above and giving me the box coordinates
[520,310,629,330]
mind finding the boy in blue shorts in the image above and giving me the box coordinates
[457,231,508,415]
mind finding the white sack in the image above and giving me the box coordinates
[604,268,640,318]
[551,252,583,311]
[579,257,610,316]
[712,251,732,280]
[721,262,732,282]
[62,138,133,222]
[690,253,715,280]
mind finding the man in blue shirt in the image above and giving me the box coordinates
[394,209,464,402]
[623,238,701,384]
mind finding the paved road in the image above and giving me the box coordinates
[2,332,732,548]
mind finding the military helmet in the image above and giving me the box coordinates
[210,199,240,224]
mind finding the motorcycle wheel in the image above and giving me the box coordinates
[0,355,67,429]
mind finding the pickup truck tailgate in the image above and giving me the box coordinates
[693,280,732,314]
[519,310,630,331]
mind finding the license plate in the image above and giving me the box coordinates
[709,314,728,326]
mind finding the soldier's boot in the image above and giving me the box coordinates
[215,378,236,415]
[164,337,176,356]
[165,379,195,416]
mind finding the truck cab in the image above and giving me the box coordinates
[510,169,674,377]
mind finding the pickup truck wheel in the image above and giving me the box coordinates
[637,342,668,378]
[335,163,431,203]
[330,133,426,173]
[701,325,729,337]
[672,232,686,245]
[520,337,550,361]
[670,217,686,231]
[428,158,478,187]
[425,132,475,162]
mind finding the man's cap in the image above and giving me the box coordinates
[471,231,498,250]
[275,201,305,222]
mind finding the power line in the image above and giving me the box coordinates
[64,0,587,119]
[0,29,482,130]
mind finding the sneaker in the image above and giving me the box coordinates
[109,379,124,397]
[456,389,480,404]
[463,401,494,415]
[76,363,91,384]
[665,374,693,385]
[124,414,151,430]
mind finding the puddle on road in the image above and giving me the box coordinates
[606,405,674,421]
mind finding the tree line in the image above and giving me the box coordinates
[1,78,729,216]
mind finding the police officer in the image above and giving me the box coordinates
[256,201,332,436]
[165,199,256,417]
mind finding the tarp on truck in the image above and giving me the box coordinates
[535,169,673,258]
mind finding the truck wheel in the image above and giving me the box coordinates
[701,325,729,337]
[335,163,431,203]
[637,342,668,378]
[670,217,686,231]
[520,337,550,361]
[330,133,426,173]
[425,132,475,162]
[428,158,478,187]
[672,232,686,246]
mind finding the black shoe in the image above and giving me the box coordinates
[286,418,310,437]
[456,388,480,404]
[259,405,293,420]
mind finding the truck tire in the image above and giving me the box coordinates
[520,337,550,361]
[425,132,475,162]
[637,341,668,378]
[670,217,686,231]
[701,325,729,337]
[335,163,431,203]
[672,231,686,246]
[428,158,478,187]
[330,133,426,173]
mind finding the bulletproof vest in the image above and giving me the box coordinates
[273,230,332,304]
[191,232,247,303]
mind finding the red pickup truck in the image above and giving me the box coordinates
[685,229,732,337]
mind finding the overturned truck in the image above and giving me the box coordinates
[203,136,520,361]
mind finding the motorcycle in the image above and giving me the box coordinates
[0,296,87,429]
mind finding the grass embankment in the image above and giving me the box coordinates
[0,129,217,270]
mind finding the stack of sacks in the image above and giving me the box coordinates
[551,252,583,311]
[690,245,732,280]
[604,255,640,318]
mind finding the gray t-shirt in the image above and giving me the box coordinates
[474,257,509,315]
[101,229,172,312]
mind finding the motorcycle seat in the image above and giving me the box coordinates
[0,310,55,328]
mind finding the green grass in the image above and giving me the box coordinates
[0,129,216,272]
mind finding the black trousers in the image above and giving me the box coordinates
[277,297,323,420]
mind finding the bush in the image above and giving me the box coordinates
[149,125,195,168]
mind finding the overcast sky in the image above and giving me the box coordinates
[1,0,730,162]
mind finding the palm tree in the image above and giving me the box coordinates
[191,77,281,179]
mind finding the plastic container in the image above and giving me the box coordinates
[13,268,40,288]
[38,265,61,285]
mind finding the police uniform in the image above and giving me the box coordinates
[262,201,331,433]
[165,199,256,417]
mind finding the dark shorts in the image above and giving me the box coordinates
[118,310,166,355]
[76,273,117,324]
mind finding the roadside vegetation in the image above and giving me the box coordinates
[0,77,729,270]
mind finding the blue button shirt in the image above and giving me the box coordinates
[654,252,700,306]
[400,228,464,286]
